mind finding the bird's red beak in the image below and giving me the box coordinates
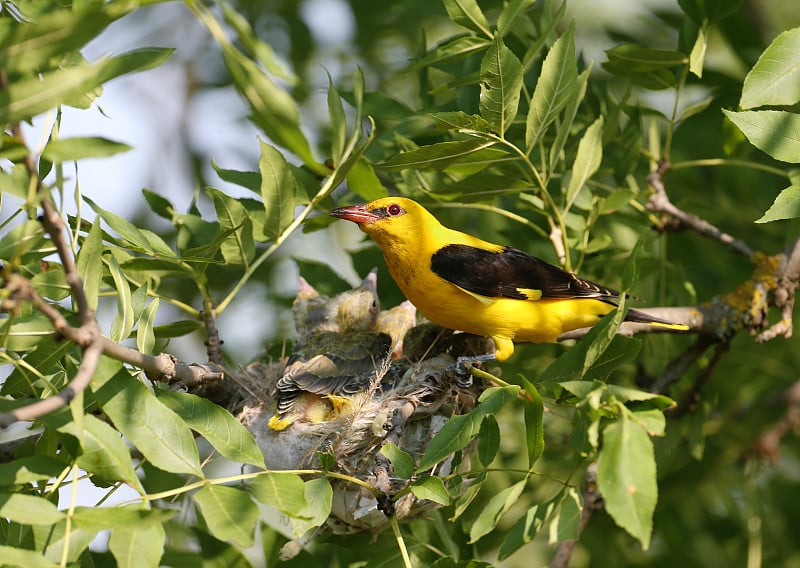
[330,204,380,225]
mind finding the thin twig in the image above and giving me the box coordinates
[646,159,754,258]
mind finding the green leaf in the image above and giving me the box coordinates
[756,185,800,223]
[0,456,68,486]
[137,298,159,355]
[287,478,333,537]
[549,67,591,173]
[723,109,800,163]
[208,187,255,265]
[31,265,69,301]
[381,139,497,171]
[195,485,259,547]
[689,25,707,78]
[71,506,175,532]
[346,156,387,201]
[565,116,604,210]
[549,487,581,543]
[479,34,523,137]
[498,494,559,560]
[211,161,260,193]
[597,410,657,550]
[85,196,175,256]
[105,253,134,342]
[408,35,490,72]
[56,414,144,492]
[521,378,545,467]
[250,473,309,517]
[741,27,800,108]
[452,471,486,520]
[259,139,298,241]
[469,479,527,543]
[0,8,117,74]
[220,3,297,85]
[221,44,322,173]
[431,111,493,133]
[0,47,173,124]
[153,320,204,338]
[603,45,685,90]
[76,217,103,311]
[539,306,626,383]
[380,443,415,479]
[0,492,65,525]
[477,414,500,468]
[443,0,491,36]
[108,522,165,568]
[90,357,203,476]
[0,313,56,351]
[497,0,538,37]
[327,71,347,163]
[0,545,58,568]
[0,219,46,261]
[526,20,577,150]
[157,390,266,469]
[604,44,687,71]
[410,476,451,506]
[41,137,131,162]
[678,0,743,23]
[417,386,519,473]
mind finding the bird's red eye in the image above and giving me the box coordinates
[387,203,402,216]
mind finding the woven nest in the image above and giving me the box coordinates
[236,272,493,536]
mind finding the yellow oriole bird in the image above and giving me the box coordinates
[330,197,687,366]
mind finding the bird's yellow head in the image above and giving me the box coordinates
[330,197,436,247]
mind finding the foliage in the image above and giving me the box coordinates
[1,0,799,567]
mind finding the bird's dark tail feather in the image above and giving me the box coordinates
[625,308,689,331]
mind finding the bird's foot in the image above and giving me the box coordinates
[450,354,496,388]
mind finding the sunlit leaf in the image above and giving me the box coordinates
[0,48,173,124]
[195,485,259,547]
[498,492,560,559]
[157,390,267,469]
[0,492,65,525]
[221,45,323,173]
[259,139,298,241]
[443,0,491,36]
[741,26,800,109]
[208,187,255,265]
[90,358,203,476]
[55,414,144,492]
[346,156,387,201]
[565,116,604,210]
[597,410,657,549]
[526,20,577,150]
[250,473,309,517]
[109,521,165,568]
[469,479,527,543]
[410,476,450,506]
[41,137,131,162]
[755,185,800,223]
[105,254,134,342]
[723,109,800,163]
[689,25,707,78]
[381,139,497,171]
[76,218,104,311]
[479,34,523,137]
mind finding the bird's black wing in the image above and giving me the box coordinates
[430,244,619,302]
